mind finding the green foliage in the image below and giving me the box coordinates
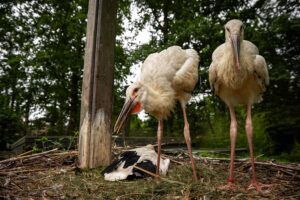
[32,134,78,152]
[0,109,24,150]
[0,0,131,138]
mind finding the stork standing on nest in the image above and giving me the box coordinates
[209,19,270,191]
[114,46,199,180]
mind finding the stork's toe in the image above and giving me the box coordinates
[247,181,272,192]
[217,182,237,190]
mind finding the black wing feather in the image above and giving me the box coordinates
[126,160,157,180]
[101,151,140,175]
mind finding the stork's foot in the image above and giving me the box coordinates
[217,182,237,190]
[247,180,272,192]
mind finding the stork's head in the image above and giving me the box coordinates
[114,82,144,133]
[224,19,244,70]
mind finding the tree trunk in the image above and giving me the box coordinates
[78,0,117,168]
[24,97,31,134]
[10,85,16,111]
[162,0,170,44]
[67,72,80,135]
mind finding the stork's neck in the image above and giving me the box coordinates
[225,40,246,70]
[219,41,250,89]
[140,80,175,119]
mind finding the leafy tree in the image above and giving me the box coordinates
[0,108,24,150]
[0,0,132,143]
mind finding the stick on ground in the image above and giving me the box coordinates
[0,148,59,165]
[133,165,185,185]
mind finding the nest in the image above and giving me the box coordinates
[0,148,299,199]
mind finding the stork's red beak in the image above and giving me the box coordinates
[114,97,138,134]
[231,34,241,70]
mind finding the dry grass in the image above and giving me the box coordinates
[0,149,299,200]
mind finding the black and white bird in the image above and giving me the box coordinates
[102,145,170,181]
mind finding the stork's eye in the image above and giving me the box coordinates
[133,88,139,93]
[226,27,230,32]
[132,88,139,97]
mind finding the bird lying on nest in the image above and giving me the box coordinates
[102,145,170,181]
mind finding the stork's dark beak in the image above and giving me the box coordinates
[114,97,137,134]
[231,34,240,70]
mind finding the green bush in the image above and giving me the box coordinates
[0,110,24,150]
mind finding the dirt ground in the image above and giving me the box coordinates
[0,149,299,200]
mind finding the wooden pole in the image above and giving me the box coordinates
[78,0,117,168]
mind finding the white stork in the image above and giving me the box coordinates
[114,46,199,180]
[102,145,170,181]
[209,19,270,191]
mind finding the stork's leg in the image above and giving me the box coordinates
[218,104,237,190]
[156,119,163,176]
[181,103,198,180]
[246,104,271,191]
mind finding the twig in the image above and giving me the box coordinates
[278,168,300,180]
[0,185,11,190]
[255,154,264,159]
[10,179,23,190]
[116,193,153,200]
[0,166,27,172]
[198,156,300,172]
[255,161,300,172]
[133,165,159,178]
[50,151,78,156]
[0,168,49,175]
[133,165,185,185]
[198,156,247,162]
[151,143,166,147]
[17,150,33,157]
[286,194,300,198]
[0,148,59,165]
[161,154,185,165]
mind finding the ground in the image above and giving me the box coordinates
[0,149,299,200]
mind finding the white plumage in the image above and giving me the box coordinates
[114,46,200,180]
[209,20,269,106]
[102,145,170,181]
[209,19,270,191]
